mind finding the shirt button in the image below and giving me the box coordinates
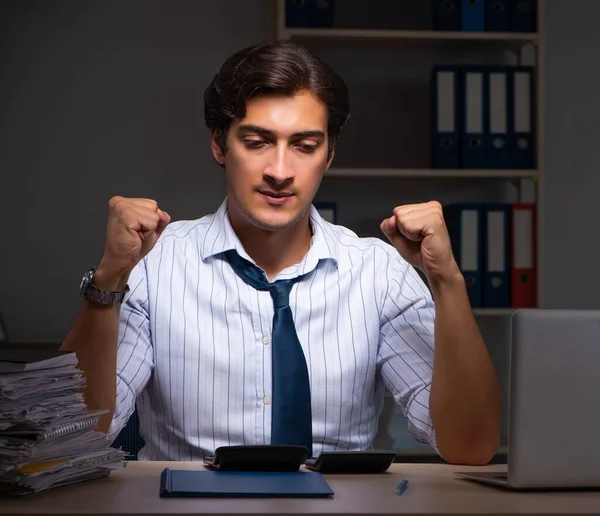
[263,395,272,405]
[262,336,271,345]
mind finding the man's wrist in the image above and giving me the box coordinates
[93,264,131,293]
[427,265,465,298]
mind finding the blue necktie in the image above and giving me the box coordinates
[225,250,313,456]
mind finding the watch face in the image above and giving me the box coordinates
[80,269,94,294]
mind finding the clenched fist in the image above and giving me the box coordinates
[96,196,170,289]
[380,200,460,284]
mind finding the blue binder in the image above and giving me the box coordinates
[461,0,485,31]
[460,67,488,169]
[485,0,509,31]
[159,469,334,498]
[443,203,483,308]
[482,203,511,307]
[432,66,461,168]
[433,0,461,31]
[508,0,536,32]
[485,66,510,169]
[285,0,334,28]
[509,66,535,169]
[285,0,311,27]
[313,201,337,224]
[309,0,335,28]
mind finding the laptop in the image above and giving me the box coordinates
[455,309,600,490]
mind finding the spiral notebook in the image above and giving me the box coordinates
[0,409,107,441]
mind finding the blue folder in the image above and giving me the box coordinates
[508,0,536,32]
[285,0,311,28]
[485,0,509,31]
[509,66,535,169]
[482,203,511,308]
[460,66,488,169]
[485,66,511,169]
[285,0,335,28]
[159,469,334,498]
[433,0,461,31]
[443,203,484,308]
[461,0,484,31]
[309,0,335,28]
[432,65,461,169]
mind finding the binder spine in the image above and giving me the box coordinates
[433,0,461,31]
[461,67,488,169]
[485,0,509,31]
[432,66,461,169]
[461,0,485,31]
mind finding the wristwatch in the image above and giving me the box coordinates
[79,267,130,305]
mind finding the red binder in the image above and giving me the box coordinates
[510,203,536,307]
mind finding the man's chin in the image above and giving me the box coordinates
[245,207,305,232]
[250,215,299,232]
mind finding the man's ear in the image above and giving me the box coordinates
[210,130,226,165]
[324,147,335,172]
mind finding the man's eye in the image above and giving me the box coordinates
[244,140,266,149]
[297,144,317,153]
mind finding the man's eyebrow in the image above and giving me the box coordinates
[237,124,325,140]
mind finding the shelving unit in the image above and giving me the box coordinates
[275,0,543,317]
[327,168,538,179]
[275,1,542,460]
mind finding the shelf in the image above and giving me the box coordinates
[282,28,538,42]
[280,28,538,51]
[473,308,518,316]
[326,168,539,179]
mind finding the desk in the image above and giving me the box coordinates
[1,462,600,516]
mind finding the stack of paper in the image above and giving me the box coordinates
[0,345,126,496]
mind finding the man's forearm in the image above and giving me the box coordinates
[428,272,502,465]
[60,300,121,433]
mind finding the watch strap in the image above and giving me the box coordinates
[86,282,130,305]
[80,267,130,306]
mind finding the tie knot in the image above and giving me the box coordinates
[270,280,294,309]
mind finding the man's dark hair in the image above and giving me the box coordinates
[204,40,350,160]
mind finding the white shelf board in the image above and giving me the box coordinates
[282,28,539,42]
[473,308,519,316]
[326,168,539,179]
[280,28,538,51]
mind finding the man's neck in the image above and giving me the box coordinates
[228,211,312,281]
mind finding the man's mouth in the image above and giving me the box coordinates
[258,190,295,205]
[259,190,294,198]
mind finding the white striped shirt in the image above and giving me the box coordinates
[107,198,438,460]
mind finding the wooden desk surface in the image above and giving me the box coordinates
[2,461,600,516]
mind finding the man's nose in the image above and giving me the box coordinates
[263,145,294,184]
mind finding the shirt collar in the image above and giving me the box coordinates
[200,198,339,273]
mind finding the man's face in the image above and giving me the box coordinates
[212,90,333,233]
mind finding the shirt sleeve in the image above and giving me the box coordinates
[377,249,438,453]
[106,259,154,443]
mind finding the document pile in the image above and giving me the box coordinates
[0,345,126,495]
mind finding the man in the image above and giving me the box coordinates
[61,40,501,465]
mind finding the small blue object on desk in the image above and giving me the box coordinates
[395,479,409,496]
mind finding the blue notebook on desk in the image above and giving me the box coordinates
[159,468,334,498]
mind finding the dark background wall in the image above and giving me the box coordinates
[0,0,594,340]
